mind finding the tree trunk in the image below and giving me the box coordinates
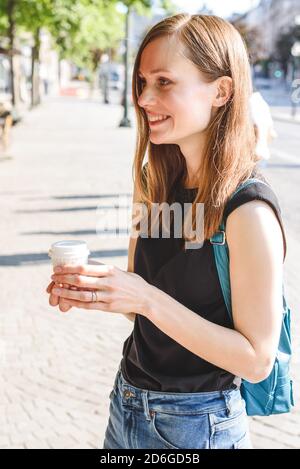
[89,49,103,99]
[7,0,18,108]
[31,28,41,108]
[57,59,61,87]
[119,6,131,127]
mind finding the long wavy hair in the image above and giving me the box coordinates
[131,13,257,246]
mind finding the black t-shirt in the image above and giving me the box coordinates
[121,167,287,392]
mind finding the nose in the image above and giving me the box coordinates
[138,88,157,109]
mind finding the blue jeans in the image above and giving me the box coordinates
[102,365,253,449]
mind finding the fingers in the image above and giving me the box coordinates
[59,283,72,312]
[53,263,115,277]
[47,280,63,307]
[59,298,72,312]
[51,286,112,304]
[46,281,55,294]
[49,293,60,306]
[47,279,95,313]
[47,280,60,306]
[47,280,62,294]
[52,286,94,302]
[61,298,111,311]
[51,274,107,290]
[47,281,72,311]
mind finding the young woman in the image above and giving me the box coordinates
[47,14,286,449]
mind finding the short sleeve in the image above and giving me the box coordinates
[223,177,287,261]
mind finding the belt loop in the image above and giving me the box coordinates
[142,391,151,421]
[223,391,232,417]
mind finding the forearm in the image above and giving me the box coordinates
[123,265,136,323]
[144,285,262,383]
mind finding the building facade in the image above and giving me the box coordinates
[232,0,300,59]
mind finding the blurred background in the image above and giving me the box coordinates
[0,0,299,449]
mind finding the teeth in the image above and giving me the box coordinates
[148,114,169,122]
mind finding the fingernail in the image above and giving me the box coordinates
[53,288,61,294]
[54,267,62,273]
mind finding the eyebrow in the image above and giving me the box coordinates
[138,68,172,75]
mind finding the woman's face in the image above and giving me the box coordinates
[137,36,217,146]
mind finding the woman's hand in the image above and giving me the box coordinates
[46,280,76,312]
[46,258,104,313]
[49,263,152,317]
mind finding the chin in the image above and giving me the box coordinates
[150,134,173,145]
[150,136,164,145]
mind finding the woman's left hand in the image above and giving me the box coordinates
[50,264,152,317]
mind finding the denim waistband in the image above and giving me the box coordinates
[113,364,243,418]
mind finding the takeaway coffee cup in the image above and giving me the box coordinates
[48,240,90,268]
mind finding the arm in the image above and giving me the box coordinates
[124,233,138,323]
[123,179,141,323]
[143,201,284,383]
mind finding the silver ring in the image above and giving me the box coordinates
[91,291,100,302]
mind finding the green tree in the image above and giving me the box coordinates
[0,0,22,109]
[0,0,125,107]
[18,0,54,107]
[0,0,176,112]
[0,0,54,108]
[51,1,124,84]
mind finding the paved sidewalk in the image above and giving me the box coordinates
[255,77,300,124]
[0,92,299,449]
[271,108,300,125]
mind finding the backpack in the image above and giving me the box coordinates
[210,177,294,416]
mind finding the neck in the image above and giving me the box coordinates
[178,133,207,189]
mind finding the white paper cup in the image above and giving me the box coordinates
[48,240,90,268]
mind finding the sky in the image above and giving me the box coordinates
[173,0,260,18]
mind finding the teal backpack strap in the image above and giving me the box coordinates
[210,220,232,321]
[210,178,266,321]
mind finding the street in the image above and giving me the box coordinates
[0,90,299,449]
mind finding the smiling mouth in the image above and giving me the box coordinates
[149,116,171,127]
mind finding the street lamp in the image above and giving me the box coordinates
[119,5,132,128]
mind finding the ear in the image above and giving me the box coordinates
[212,76,233,108]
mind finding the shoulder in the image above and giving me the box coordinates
[224,172,287,261]
[226,197,284,266]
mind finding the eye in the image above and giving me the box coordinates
[138,76,171,88]
[158,77,170,86]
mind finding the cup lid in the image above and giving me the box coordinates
[48,240,90,257]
